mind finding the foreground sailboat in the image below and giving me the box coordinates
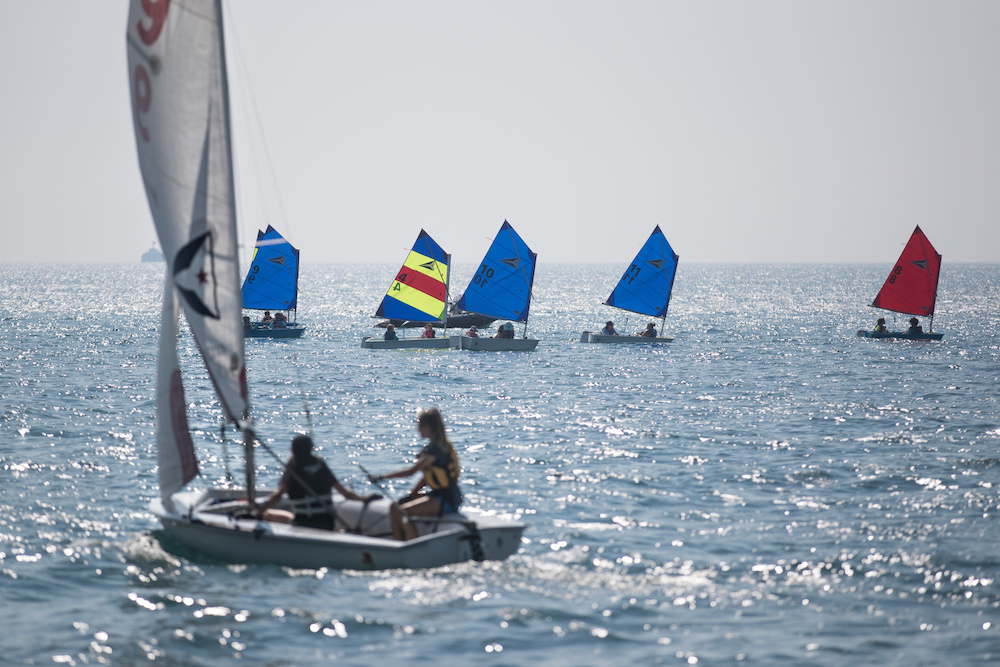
[581,225,679,344]
[451,221,539,351]
[127,0,522,568]
[361,230,453,349]
[242,225,306,338]
[857,225,944,340]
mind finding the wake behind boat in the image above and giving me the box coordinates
[857,226,944,340]
[242,225,306,339]
[451,220,539,351]
[361,230,453,350]
[581,225,679,344]
[127,0,522,569]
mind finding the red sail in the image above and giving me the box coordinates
[870,226,941,317]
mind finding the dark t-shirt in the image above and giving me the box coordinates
[284,456,338,529]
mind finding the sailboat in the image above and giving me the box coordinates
[451,220,539,351]
[857,225,944,340]
[241,225,306,338]
[581,225,679,344]
[361,230,454,349]
[127,0,523,568]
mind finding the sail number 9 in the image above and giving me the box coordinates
[246,265,259,284]
[131,0,172,143]
[887,265,902,284]
[473,264,494,287]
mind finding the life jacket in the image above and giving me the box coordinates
[286,458,336,517]
[421,441,462,506]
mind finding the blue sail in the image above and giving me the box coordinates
[454,221,537,322]
[604,225,679,317]
[374,230,451,323]
[241,225,300,311]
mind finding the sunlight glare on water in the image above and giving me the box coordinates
[0,262,999,664]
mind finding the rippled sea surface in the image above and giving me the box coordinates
[2,262,999,665]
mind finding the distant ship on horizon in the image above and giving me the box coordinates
[141,243,165,263]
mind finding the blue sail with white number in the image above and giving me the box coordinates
[604,225,679,317]
[241,225,300,311]
[454,221,537,323]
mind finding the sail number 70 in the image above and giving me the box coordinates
[473,264,494,288]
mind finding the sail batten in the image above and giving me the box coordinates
[869,225,941,318]
[374,230,451,323]
[241,225,300,311]
[454,221,537,322]
[604,225,679,318]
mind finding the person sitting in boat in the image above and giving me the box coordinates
[494,322,514,339]
[421,323,436,338]
[261,311,273,327]
[257,434,376,531]
[371,408,463,541]
[637,322,656,337]
[873,317,887,334]
[601,321,618,336]
[243,315,253,330]
[384,324,398,341]
[273,311,287,328]
[465,325,479,338]
[906,317,923,334]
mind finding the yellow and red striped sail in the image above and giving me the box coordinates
[375,230,450,322]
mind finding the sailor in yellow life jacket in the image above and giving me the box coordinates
[372,408,463,541]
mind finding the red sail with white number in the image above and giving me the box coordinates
[869,226,942,318]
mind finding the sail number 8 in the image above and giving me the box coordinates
[887,265,902,284]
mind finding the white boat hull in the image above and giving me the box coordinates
[449,335,539,351]
[151,489,524,570]
[360,336,451,350]
[580,331,673,344]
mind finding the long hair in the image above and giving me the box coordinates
[418,408,451,449]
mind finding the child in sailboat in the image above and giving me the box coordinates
[906,317,923,334]
[371,408,463,541]
[873,317,887,334]
[421,323,436,338]
[601,321,618,336]
[256,435,376,530]
[384,324,398,341]
[636,323,656,337]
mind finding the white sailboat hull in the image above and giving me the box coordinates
[360,336,451,350]
[580,331,673,344]
[449,336,539,351]
[151,489,524,570]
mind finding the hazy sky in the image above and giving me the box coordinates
[3,1,999,265]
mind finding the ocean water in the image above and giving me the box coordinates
[1,262,999,666]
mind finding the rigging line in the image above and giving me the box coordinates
[290,352,315,437]
[222,2,292,238]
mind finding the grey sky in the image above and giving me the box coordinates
[2,1,998,264]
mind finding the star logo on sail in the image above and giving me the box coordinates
[647,259,663,270]
[267,256,286,267]
[500,257,520,269]
[420,260,438,272]
[911,259,928,270]
[173,231,221,319]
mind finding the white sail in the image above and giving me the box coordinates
[126,0,247,497]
